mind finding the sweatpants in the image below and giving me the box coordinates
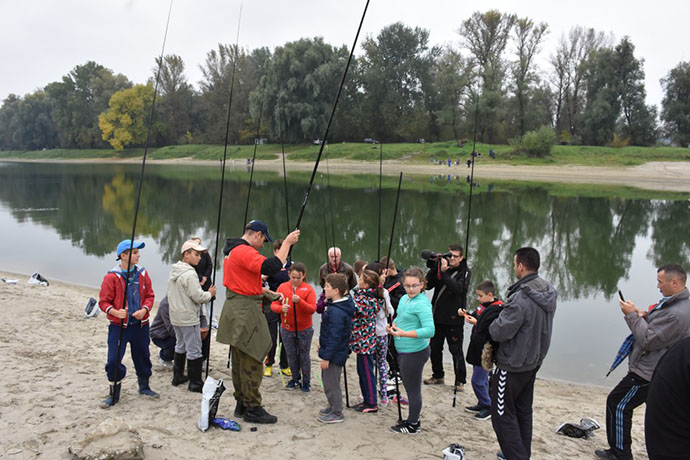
[280,326,314,385]
[471,365,491,408]
[266,319,289,368]
[152,335,176,362]
[490,367,539,460]
[605,372,649,460]
[374,335,389,400]
[430,323,467,384]
[231,346,264,408]
[398,346,430,423]
[356,353,377,407]
[105,323,152,382]
[322,363,344,414]
[173,324,203,360]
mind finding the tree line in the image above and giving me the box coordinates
[1,10,689,152]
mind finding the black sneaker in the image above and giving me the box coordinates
[557,422,588,438]
[243,406,278,424]
[475,408,491,420]
[285,379,301,389]
[465,404,482,413]
[594,448,623,460]
[390,420,420,434]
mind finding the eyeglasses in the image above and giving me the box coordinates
[403,283,422,289]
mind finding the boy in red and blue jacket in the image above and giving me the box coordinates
[98,239,158,407]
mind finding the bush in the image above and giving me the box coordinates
[516,126,557,157]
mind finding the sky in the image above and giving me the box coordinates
[1,0,687,109]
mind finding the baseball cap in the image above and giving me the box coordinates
[245,219,272,242]
[116,239,145,259]
[181,239,207,253]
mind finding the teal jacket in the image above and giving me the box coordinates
[393,293,435,353]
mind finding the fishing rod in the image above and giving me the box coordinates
[279,108,290,234]
[207,3,243,379]
[377,142,382,260]
[292,0,369,231]
[241,74,268,230]
[453,88,480,408]
[109,0,174,406]
[385,172,404,423]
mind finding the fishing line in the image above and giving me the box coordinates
[377,142,382,260]
[207,3,243,379]
[110,0,175,404]
[241,72,268,230]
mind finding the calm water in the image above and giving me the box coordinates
[1,161,689,387]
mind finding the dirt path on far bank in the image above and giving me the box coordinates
[5,157,690,193]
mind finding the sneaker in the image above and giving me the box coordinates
[392,395,409,406]
[285,379,301,389]
[301,383,311,393]
[465,404,482,413]
[243,406,278,424]
[352,402,378,413]
[557,422,588,438]
[497,452,506,460]
[423,376,444,385]
[475,408,491,420]
[390,420,420,434]
[318,411,344,424]
[319,407,332,416]
[454,383,465,392]
[264,366,273,377]
[594,449,622,460]
[281,367,292,376]
[158,357,173,369]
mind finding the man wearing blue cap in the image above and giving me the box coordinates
[218,220,300,424]
[98,239,158,407]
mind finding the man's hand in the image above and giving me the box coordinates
[619,299,637,315]
[112,307,127,319]
[284,229,301,246]
[321,359,330,370]
[132,308,146,320]
[440,257,449,272]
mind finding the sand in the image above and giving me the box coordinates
[0,271,650,459]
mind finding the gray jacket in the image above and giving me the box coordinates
[489,273,557,373]
[626,288,690,382]
[168,261,212,327]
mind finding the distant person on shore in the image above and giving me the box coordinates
[98,239,158,407]
[595,264,690,460]
[167,239,216,393]
[461,280,503,421]
[317,273,356,423]
[217,219,300,424]
[489,247,556,460]
[318,247,357,290]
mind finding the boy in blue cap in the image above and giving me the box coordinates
[98,239,158,407]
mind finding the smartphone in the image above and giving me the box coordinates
[618,290,625,302]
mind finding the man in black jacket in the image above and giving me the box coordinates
[424,244,471,390]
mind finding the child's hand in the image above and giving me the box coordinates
[112,307,127,319]
[132,308,146,320]
[292,294,300,304]
[321,359,330,370]
[464,315,476,325]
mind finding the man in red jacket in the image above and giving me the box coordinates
[98,239,158,407]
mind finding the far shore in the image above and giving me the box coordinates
[3,156,689,193]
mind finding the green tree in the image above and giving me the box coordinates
[511,18,548,136]
[98,84,155,150]
[581,48,619,145]
[0,91,58,150]
[152,54,199,145]
[44,61,131,148]
[434,47,474,139]
[660,61,690,146]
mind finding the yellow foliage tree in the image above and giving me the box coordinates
[98,84,154,150]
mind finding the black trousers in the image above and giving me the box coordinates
[490,366,538,460]
[605,372,649,460]
[265,319,288,368]
[429,323,466,384]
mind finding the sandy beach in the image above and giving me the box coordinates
[0,271,649,460]
[5,157,690,193]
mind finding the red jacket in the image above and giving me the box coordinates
[99,265,155,327]
[271,281,317,331]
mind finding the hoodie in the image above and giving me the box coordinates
[168,261,212,327]
[318,296,356,367]
[489,273,557,373]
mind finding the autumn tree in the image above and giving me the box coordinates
[98,84,155,150]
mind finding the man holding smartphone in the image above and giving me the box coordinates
[596,264,690,460]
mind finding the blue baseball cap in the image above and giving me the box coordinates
[116,239,145,259]
[245,219,272,242]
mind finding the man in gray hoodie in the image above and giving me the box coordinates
[596,263,690,460]
[489,247,557,460]
[168,240,217,393]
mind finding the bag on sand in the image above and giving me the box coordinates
[556,417,601,439]
[442,443,466,460]
[198,377,226,432]
[28,272,49,286]
[84,297,99,318]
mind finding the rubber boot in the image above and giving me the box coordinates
[172,352,188,386]
[101,382,121,408]
[137,376,160,398]
[187,357,204,393]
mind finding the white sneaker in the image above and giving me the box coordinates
[158,357,173,369]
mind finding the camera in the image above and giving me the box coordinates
[421,249,452,269]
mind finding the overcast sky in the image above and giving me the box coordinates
[1,0,687,109]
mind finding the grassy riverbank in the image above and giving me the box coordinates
[1,142,689,166]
